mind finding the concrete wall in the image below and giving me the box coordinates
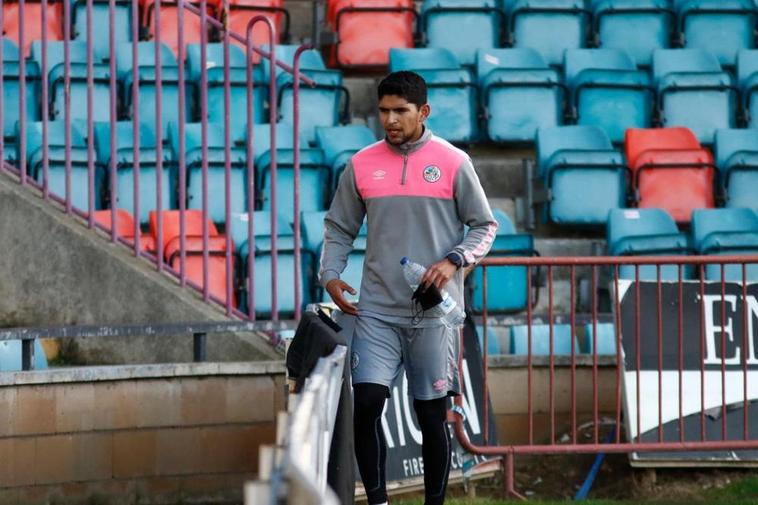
[0,175,279,364]
[0,362,285,505]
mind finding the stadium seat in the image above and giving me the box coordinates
[590,0,673,67]
[564,49,653,143]
[582,322,617,355]
[691,208,758,281]
[210,0,289,58]
[606,208,692,280]
[139,0,205,56]
[231,211,311,316]
[72,0,132,60]
[2,0,64,56]
[420,0,505,66]
[390,48,479,143]
[187,43,267,133]
[652,49,737,144]
[30,41,111,122]
[476,48,563,143]
[675,0,756,68]
[737,50,758,128]
[150,210,236,305]
[714,128,758,212]
[510,324,577,356]
[327,0,415,68]
[507,0,589,67]
[467,209,537,313]
[2,38,40,153]
[94,121,173,224]
[93,209,156,251]
[476,325,503,355]
[116,42,190,138]
[625,127,716,222]
[0,338,48,371]
[314,124,376,190]
[168,121,248,224]
[536,125,627,225]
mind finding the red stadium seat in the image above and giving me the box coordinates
[625,127,716,223]
[140,0,206,56]
[3,0,64,56]
[210,0,287,61]
[326,0,415,68]
[94,209,156,252]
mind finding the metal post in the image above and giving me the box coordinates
[21,339,34,371]
[193,332,207,362]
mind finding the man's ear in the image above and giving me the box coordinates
[419,103,431,123]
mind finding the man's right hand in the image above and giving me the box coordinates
[325,279,359,316]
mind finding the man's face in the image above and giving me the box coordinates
[378,94,430,146]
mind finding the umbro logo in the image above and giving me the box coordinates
[372,170,386,180]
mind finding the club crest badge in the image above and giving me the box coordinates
[423,165,441,183]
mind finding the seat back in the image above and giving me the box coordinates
[116,41,177,78]
[510,324,577,355]
[210,0,286,58]
[93,209,137,237]
[536,125,613,175]
[509,0,588,66]
[607,208,680,251]
[737,49,758,90]
[583,322,617,355]
[563,48,636,84]
[139,0,205,56]
[691,208,758,252]
[476,47,548,81]
[389,47,461,71]
[714,128,758,172]
[315,125,376,186]
[652,48,722,86]
[624,127,701,168]
[0,339,48,371]
[3,1,64,55]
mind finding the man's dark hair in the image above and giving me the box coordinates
[377,71,428,107]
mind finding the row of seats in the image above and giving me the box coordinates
[477,322,617,357]
[328,0,758,68]
[390,47,758,144]
[536,126,758,227]
[607,207,758,281]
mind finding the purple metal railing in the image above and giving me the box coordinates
[458,254,758,499]
[0,0,314,326]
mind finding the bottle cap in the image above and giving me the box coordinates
[400,257,408,265]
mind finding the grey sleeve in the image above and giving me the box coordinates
[450,157,498,266]
[318,161,366,288]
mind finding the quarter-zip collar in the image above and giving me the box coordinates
[384,126,433,156]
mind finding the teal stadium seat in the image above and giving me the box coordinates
[30,41,111,122]
[390,48,479,143]
[674,0,756,68]
[652,49,737,144]
[737,50,758,128]
[714,128,758,212]
[607,208,693,280]
[536,125,626,225]
[508,0,589,67]
[476,325,503,355]
[314,124,377,190]
[420,0,505,66]
[467,209,537,313]
[72,0,132,61]
[590,0,673,67]
[510,324,578,356]
[583,322,617,355]
[94,121,172,224]
[476,48,563,143]
[564,49,652,143]
[187,43,267,136]
[691,208,758,281]
[0,339,48,371]
[2,38,40,158]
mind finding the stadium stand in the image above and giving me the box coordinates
[2,0,64,56]
[510,323,577,355]
[476,48,563,143]
[314,124,377,190]
[2,38,40,155]
[389,47,479,143]
[326,0,416,68]
[625,127,716,223]
[691,207,758,281]
[536,125,626,226]
[714,128,758,212]
[564,48,652,143]
[93,209,157,251]
[139,0,204,56]
[738,50,758,128]
[72,0,132,61]
[583,322,617,355]
[211,0,289,58]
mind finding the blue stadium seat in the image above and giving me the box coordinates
[737,50,758,128]
[390,48,480,143]
[590,0,673,67]
[0,339,49,371]
[232,211,311,316]
[652,49,737,144]
[691,208,758,281]
[508,0,589,67]
[714,128,758,212]
[116,42,190,138]
[2,38,40,155]
[607,208,693,280]
[582,322,617,355]
[476,325,503,355]
[675,0,756,68]
[72,0,132,61]
[30,41,111,122]
[510,324,577,356]
[314,124,377,190]
[468,209,536,313]
[564,49,653,143]
[94,121,172,224]
[168,122,247,224]
[476,48,563,143]
[420,0,505,66]
[536,125,626,225]
[187,43,267,137]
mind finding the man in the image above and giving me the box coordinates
[319,71,497,505]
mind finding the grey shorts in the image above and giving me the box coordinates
[350,314,461,400]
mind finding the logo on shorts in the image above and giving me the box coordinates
[351,351,360,370]
[423,165,441,183]
[433,379,447,392]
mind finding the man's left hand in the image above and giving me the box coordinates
[421,258,458,290]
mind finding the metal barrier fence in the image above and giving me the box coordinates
[455,254,758,499]
[0,0,313,321]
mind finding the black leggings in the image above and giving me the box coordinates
[353,383,452,505]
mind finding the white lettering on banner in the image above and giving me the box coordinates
[748,296,758,365]
[381,401,395,448]
[402,374,424,445]
[393,393,407,447]
[700,294,758,365]
[402,457,425,477]
[461,360,481,435]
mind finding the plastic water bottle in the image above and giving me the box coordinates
[400,257,465,329]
